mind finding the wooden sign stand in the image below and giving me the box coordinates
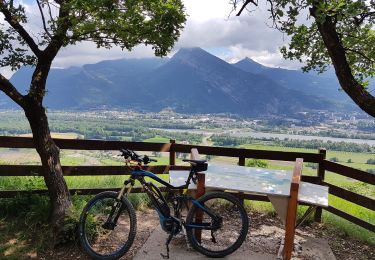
[283,158,303,260]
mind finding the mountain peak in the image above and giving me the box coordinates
[171,47,232,71]
[177,47,205,53]
[234,57,268,74]
[173,47,213,60]
[243,57,256,62]
[237,57,263,66]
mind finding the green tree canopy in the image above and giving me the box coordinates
[233,0,375,116]
[0,0,185,70]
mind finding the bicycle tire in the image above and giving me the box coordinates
[78,191,137,260]
[186,192,249,258]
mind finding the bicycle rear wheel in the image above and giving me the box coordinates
[79,191,137,260]
[186,192,249,258]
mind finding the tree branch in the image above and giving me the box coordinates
[0,73,25,107]
[344,47,374,64]
[0,3,42,57]
[353,11,375,26]
[236,0,257,16]
[36,0,53,39]
[28,1,72,102]
[46,1,56,29]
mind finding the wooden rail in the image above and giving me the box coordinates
[323,160,375,185]
[0,136,374,233]
[0,165,190,176]
[0,136,324,162]
[325,206,375,232]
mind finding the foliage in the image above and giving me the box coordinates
[306,162,318,169]
[210,135,249,147]
[357,121,375,132]
[0,0,186,71]
[246,158,268,168]
[211,134,374,153]
[329,157,339,162]
[366,158,375,165]
[253,0,375,82]
[0,111,203,144]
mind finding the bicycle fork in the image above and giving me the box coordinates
[102,178,134,230]
[117,178,135,199]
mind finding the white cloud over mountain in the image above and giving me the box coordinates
[1,0,304,78]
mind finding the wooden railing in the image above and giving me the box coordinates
[0,136,374,232]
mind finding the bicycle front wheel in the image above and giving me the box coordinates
[186,192,249,258]
[78,191,137,260]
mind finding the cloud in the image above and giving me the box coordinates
[177,6,282,51]
[175,0,302,69]
[53,0,301,69]
[54,43,155,68]
[222,45,303,70]
[0,0,303,78]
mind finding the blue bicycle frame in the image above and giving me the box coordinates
[117,166,219,231]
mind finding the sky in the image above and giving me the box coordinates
[1,0,305,77]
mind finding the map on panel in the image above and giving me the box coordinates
[205,164,293,197]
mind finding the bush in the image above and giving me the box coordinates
[329,157,339,162]
[366,158,375,165]
[306,162,317,169]
[246,159,268,168]
[347,159,352,163]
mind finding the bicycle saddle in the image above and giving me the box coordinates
[182,159,207,164]
[183,159,208,172]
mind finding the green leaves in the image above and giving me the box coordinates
[67,0,186,56]
[0,3,37,70]
[0,0,186,71]
[264,0,374,82]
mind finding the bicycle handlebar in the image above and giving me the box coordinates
[120,149,157,165]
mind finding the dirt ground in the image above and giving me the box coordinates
[36,210,157,260]
[33,210,374,260]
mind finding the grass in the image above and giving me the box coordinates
[0,194,51,259]
[0,151,175,191]
[143,136,170,143]
[240,143,375,171]
[18,132,81,139]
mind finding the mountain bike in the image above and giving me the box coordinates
[78,149,249,259]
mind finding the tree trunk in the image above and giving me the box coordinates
[310,6,375,117]
[23,98,72,244]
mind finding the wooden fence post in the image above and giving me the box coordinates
[284,158,303,260]
[315,148,326,222]
[238,157,245,166]
[169,139,176,166]
[238,157,246,206]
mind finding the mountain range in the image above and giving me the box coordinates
[0,47,359,117]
